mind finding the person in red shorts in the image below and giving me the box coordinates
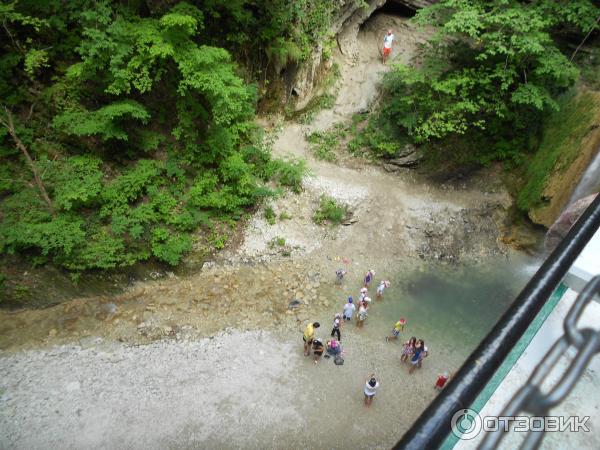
[382,29,395,64]
[435,372,450,390]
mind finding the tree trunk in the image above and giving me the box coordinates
[2,107,56,216]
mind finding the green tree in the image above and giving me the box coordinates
[0,1,307,272]
[384,0,599,146]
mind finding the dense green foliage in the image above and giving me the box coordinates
[0,0,319,272]
[382,0,599,165]
[517,89,600,211]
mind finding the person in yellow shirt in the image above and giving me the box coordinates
[385,317,406,342]
[303,322,320,356]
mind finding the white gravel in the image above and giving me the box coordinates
[0,331,304,450]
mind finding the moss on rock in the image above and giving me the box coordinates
[517,88,600,227]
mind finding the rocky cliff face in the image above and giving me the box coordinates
[529,91,600,227]
[287,0,436,110]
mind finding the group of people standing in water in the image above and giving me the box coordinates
[303,268,437,406]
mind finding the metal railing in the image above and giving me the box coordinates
[394,194,600,450]
[479,275,600,449]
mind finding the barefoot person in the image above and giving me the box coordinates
[335,268,346,284]
[364,374,379,407]
[303,322,320,356]
[382,29,395,64]
[376,280,390,299]
[385,318,406,342]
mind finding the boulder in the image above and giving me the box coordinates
[388,151,424,167]
[393,144,417,159]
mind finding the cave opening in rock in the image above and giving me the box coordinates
[374,1,418,19]
[358,1,417,35]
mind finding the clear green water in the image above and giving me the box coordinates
[368,256,538,364]
[283,252,541,449]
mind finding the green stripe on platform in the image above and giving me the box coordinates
[440,282,568,450]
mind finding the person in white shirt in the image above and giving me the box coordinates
[331,312,343,341]
[343,297,356,321]
[376,280,390,299]
[364,373,380,407]
[382,29,395,64]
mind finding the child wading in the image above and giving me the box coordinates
[386,318,406,342]
[359,287,368,303]
[376,280,390,299]
[335,268,346,284]
[357,303,368,328]
[400,336,416,363]
[331,313,343,341]
[364,374,379,407]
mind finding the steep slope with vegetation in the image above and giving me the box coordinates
[1,0,351,276]
[365,0,599,202]
[1,0,599,301]
[519,88,600,225]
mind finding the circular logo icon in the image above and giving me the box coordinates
[451,408,482,440]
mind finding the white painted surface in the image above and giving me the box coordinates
[454,288,600,449]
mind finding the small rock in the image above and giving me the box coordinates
[288,299,303,310]
[48,328,57,337]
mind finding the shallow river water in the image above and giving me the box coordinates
[0,252,541,450]
[238,252,542,449]
[286,254,537,448]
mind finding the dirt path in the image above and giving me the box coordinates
[0,13,528,450]
[239,13,511,264]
